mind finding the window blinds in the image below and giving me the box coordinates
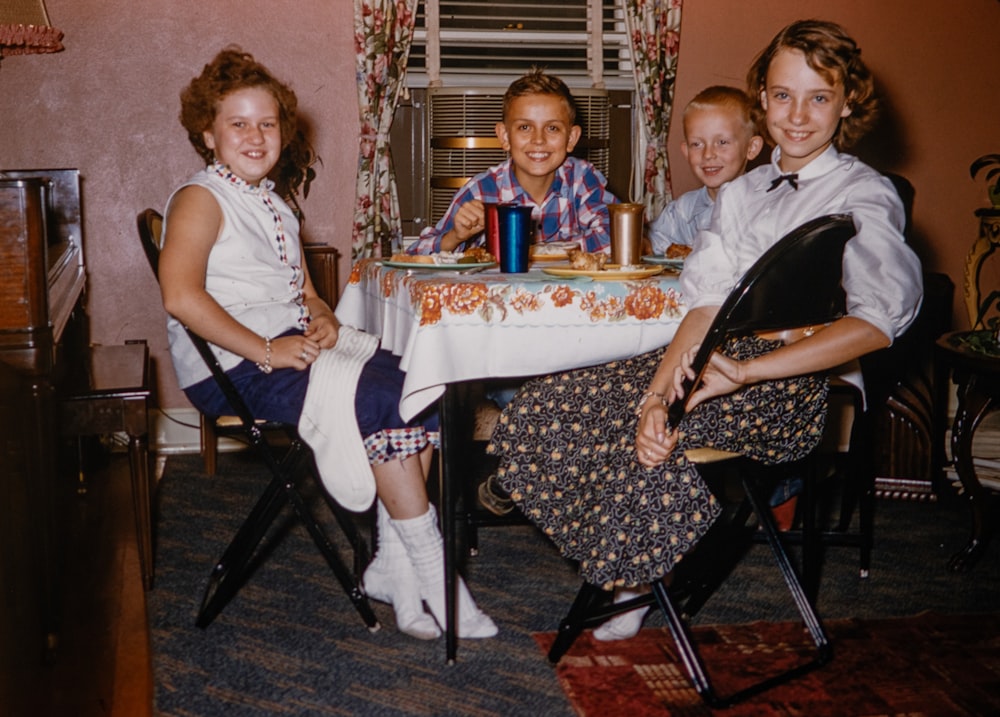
[409,0,632,89]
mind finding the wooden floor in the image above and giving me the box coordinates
[3,454,154,716]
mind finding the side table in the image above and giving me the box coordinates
[59,342,154,589]
[935,331,1000,572]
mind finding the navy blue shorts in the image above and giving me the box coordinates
[183,334,438,438]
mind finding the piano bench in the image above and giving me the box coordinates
[59,342,154,591]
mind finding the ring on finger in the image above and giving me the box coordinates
[300,351,308,361]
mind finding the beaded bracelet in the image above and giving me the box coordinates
[635,389,667,416]
[255,336,273,374]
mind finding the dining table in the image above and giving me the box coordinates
[335,257,687,661]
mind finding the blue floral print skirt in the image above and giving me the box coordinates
[486,336,829,590]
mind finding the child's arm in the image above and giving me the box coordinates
[648,202,680,255]
[570,163,615,253]
[300,262,340,350]
[160,186,320,371]
[408,185,488,254]
[649,188,712,254]
[683,316,889,413]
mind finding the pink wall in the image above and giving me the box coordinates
[667,1,1000,301]
[1,0,996,409]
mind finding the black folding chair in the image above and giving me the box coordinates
[547,213,858,708]
[137,208,379,632]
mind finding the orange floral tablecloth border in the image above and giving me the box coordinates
[347,259,684,327]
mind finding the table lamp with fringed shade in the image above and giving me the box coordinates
[0,0,63,65]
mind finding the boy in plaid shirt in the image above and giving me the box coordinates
[408,68,616,256]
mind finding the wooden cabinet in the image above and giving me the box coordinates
[0,171,87,692]
[303,243,341,307]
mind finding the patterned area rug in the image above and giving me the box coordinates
[535,611,1000,716]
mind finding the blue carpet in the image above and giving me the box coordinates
[149,453,1000,716]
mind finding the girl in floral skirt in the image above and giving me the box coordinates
[487,19,923,641]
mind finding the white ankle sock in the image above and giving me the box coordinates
[362,501,440,640]
[593,585,652,642]
[392,505,498,639]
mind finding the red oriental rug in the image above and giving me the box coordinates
[534,611,1000,716]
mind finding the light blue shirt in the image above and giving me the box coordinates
[648,186,713,254]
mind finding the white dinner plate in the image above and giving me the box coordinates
[641,255,685,270]
[380,260,497,271]
[541,264,664,280]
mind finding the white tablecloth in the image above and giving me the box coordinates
[336,260,687,420]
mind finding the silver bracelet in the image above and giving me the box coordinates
[255,336,273,374]
[635,389,666,416]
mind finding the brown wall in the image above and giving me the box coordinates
[1,0,996,409]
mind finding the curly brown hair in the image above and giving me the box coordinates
[746,19,877,149]
[180,46,315,201]
[502,67,578,126]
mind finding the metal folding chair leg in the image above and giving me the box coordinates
[196,462,293,628]
[196,440,379,631]
[654,475,832,708]
[547,583,605,663]
[548,466,832,708]
[283,478,380,632]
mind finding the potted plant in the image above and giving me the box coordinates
[961,153,1000,352]
[970,153,1000,209]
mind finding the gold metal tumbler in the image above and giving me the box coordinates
[608,202,645,266]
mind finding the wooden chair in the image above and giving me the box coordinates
[137,208,378,631]
[60,341,155,589]
[547,213,860,708]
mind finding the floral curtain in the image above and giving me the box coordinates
[352,0,418,260]
[622,0,682,219]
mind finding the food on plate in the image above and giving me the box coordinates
[531,240,581,256]
[389,247,495,265]
[461,246,496,263]
[566,247,608,271]
[665,243,692,259]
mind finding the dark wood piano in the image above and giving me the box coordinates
[0,170,86,688]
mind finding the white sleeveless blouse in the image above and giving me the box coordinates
[164,167,308,388]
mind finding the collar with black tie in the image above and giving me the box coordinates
[767,173,799,192]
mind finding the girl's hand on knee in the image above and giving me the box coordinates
[272,335,321,370]
[304,314,340,349]
[635,402,676,467]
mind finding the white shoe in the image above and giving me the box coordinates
[393,505,499,639]
[593,586,652,642]
[362,501,441,640]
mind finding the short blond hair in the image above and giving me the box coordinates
[683,85,759,139]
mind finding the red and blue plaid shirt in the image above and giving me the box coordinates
[408,157,616,254]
